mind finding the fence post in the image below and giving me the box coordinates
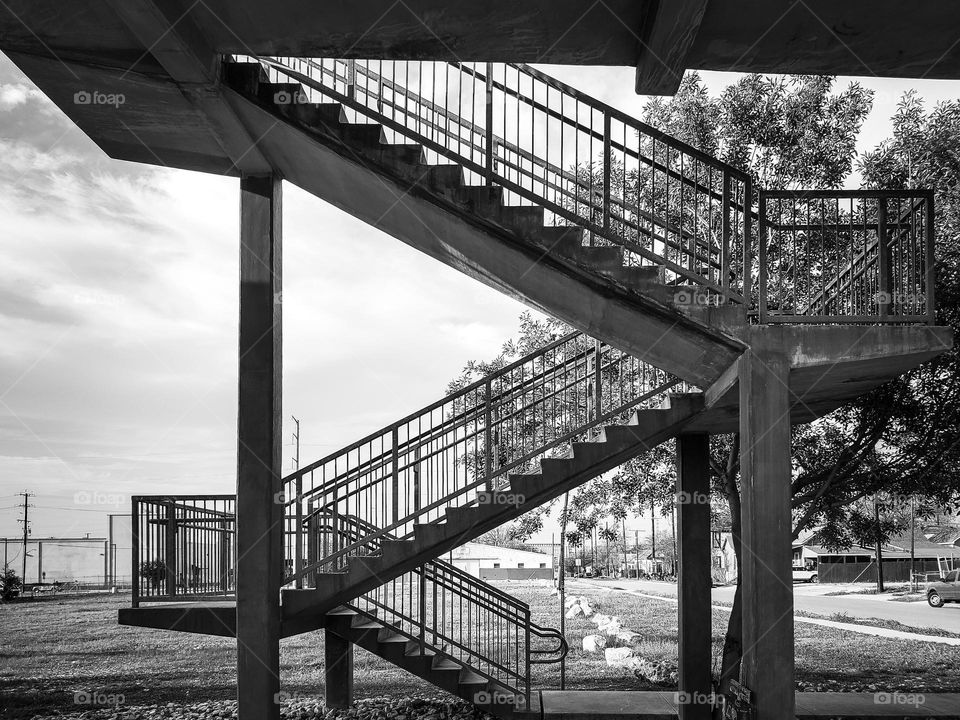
[593,340,602,420]
[346,59,356,100]
[419,567,427,655]
[721,173,732,294]
[485,63,494,181]
[131,497,140,607]
[925,192,936,324]
[484,378,493,491]
[306,499,317,588]
[757,190,768,324]
[742,177,753,314]
[164,500,177,598]
[877,198,891,317]
[603,113,611,232]
[294,476,303,589]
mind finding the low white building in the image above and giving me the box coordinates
[447,542,553,580]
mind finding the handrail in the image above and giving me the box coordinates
[279,328,678,582]
[240,55,752,302]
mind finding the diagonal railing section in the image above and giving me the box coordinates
[282,332,680,584]
[317,511,566,707]
[759,190,935,323]
[237,56,752,303]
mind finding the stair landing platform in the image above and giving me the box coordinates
[525,691,960,719]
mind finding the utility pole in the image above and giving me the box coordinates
[291,416,300,471]
[17,492,32,583]
[874,497,885,592]
[910,496,916,592]
[650,500,657,576]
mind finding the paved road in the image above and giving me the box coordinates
[570,579,960,635]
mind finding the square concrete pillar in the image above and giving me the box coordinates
[324,628,354,709]
[738,350,794,719]
[236,174,283,720]
[677,432,712,720]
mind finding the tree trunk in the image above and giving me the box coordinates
[719,438,743,696]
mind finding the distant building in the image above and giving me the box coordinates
[1,536,119,587]
[712,530,738,584]
[448,542,553,581]
[792,533,960,583]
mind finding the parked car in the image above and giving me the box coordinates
[927,569,960,607]
[792,560,819,583]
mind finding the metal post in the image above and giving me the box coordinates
[743,177,753,312]
[721,173,732,293]
[877,198,891,317]
[602,113,611,232]
[391,427,400,526]
[131,497,140,608]
[757,189,768,323]
[165,501,177,597]
[306,499,316,588]
[295,475,303,589]
[484,378,493,491]
[925,193,936,324]
[485,63,494,180]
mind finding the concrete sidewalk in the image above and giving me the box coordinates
[570,580,960,646]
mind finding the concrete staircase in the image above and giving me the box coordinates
[280,394,701,632]
[222,60,746,387]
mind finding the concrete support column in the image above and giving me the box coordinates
[677,432,712,720]
[324,629,354,709]
[738,350,794,719]
[236,174,283,720]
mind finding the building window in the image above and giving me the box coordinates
[493,563,500,568]
[517,563,524,569]
[539,563,546,568]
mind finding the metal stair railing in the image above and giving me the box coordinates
[281,331,682,585]
[314,510,568,708]
[234,55,753,304]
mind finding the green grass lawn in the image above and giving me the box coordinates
[2,582,960,718]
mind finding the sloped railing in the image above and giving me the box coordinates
[282,331,680,585]
[315,510,566,707]
[237,56,753,303]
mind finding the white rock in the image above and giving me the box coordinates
[603,620,623,636]
[564,605,584,619]
[592,613,611,627]
[616,630,641,642]
[582,634,607,653]
[604,647,634,666]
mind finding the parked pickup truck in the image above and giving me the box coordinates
[927,569,960,607]
[792,561,819,583]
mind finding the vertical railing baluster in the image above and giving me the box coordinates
[758,190,768,324]
[722,173,732,298]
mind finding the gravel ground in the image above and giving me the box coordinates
[21,695,493,720]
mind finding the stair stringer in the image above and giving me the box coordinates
[325,607,522,718]
[280,394,704,631]
[221,65,746,387]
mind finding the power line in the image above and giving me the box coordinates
[17,491,33,581]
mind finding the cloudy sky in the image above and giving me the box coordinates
[1,51,959,550]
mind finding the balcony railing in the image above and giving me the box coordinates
[758,189,935,323]
[131,495,235,607]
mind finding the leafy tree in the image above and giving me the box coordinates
[449,74,960,692]
[140,559,167,590]
[1,567,22,601]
